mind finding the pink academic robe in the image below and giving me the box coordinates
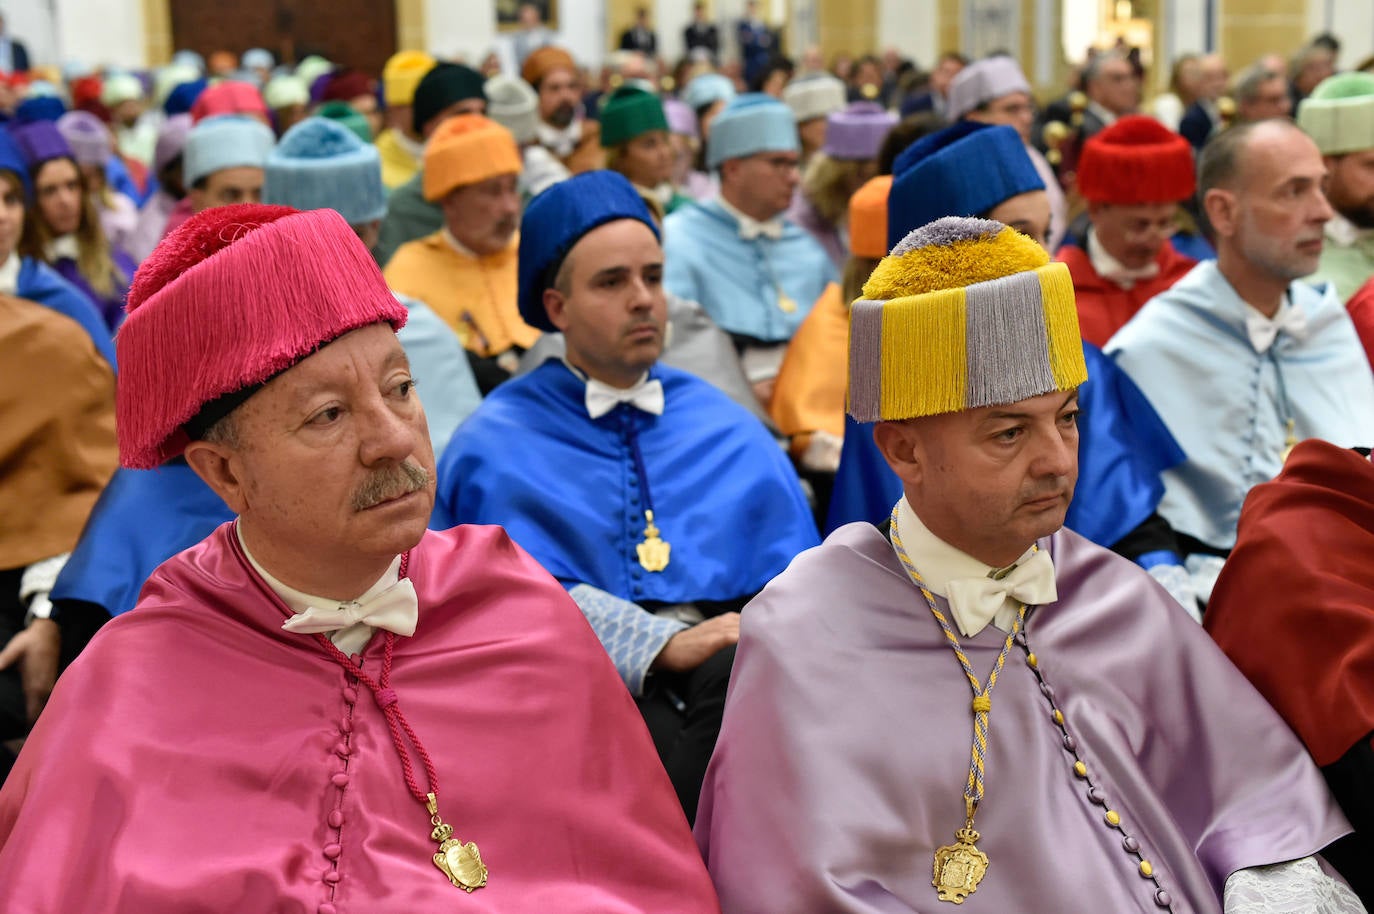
[0,522,720,913]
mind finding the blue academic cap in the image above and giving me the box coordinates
[887,121,1044,250]
[517,170,661,332]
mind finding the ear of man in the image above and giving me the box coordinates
[872,419,926,488]
[543,285,570,333]
[184,439,252,515]
[1202,187,1237,239]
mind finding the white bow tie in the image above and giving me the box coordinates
[280,578,419,638]
[585,377,665,419]
[944,549,1057,637]
[1245,303,1308,354]
[738,218,784,241]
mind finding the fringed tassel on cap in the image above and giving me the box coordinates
[116,207,407,469]
[1038,265,1089,391]
[879,288,966,420]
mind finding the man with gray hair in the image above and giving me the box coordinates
[1108,118,1374,602]
[1232,62,1292,123]
[1080,51,1140,140]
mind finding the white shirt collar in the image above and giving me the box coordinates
[893,496,1050,635]
[1323,212,1372,248]
[1244,294,1309,354]
[535,118,583,158]
[45,235,80,262]
[1086,100,1119,128]
[0,252,19,296]
[237,523,402,656]
[1086,227,1160,289]
[716,194,785,241]
[394,127,425,159]
[441,227,480,260]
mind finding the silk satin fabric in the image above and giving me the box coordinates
[0,523,720,913]
[696,522,1347,913]
[436,360,817,605]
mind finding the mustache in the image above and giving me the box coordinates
[351,460,430,511]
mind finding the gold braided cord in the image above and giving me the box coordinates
[890,504,1029,806]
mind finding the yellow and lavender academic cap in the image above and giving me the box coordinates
[847,216,1086,422]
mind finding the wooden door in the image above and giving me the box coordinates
[169,0,397,75]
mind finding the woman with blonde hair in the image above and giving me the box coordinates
[786,101,895,270]
[12,121,136,332]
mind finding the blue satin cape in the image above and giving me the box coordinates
[50,461,232,617]
[436,361,819,604]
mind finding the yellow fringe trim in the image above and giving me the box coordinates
[879,287,967,418]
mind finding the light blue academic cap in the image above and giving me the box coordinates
[183,114,276,187]
[263,117,386,225]
[705,92,799,170]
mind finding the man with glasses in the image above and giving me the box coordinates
[663,93,836,406]
[1056,115,1198,346]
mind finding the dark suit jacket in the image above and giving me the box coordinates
[684,23,719,57]
[619,26,657,55]
[1179,102,1216,150]
[5,39,28,73]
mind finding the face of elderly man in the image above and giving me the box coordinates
[185,323,436,597]
[875,389,1081,568]
[441,172,521,256]
[543,218,667,389]
[1206,121,1332,285]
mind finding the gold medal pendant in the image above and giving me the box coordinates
[636,510,671,572]
[428,794,487,893]
[1280,418,1299,464]
[932,803,988,904]
[777,293,798,314]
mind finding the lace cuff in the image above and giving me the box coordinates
[1223,857,1366,914]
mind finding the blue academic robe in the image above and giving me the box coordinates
[826,343,1185,561]
[1107,261,1374,551]
[50,462,233,618]
[17,256,116,369]
[436,360,819,606]
[664,199,836,343]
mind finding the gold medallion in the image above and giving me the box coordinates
[777,293,798,314]
[636,510,671,572]
[1280,418,1299,464]
[932,823,988,904]
[427,794,487,892]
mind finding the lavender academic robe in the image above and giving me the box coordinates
[1,523,720,913]
[696,522,1347,913]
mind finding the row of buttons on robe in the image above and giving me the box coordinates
[620,421,648,601]
[1016,630,1175,910]
[317,678,360,914]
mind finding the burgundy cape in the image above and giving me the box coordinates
[696,522,1347,913]
[0,523,720,913]
[1207,440,1374,768]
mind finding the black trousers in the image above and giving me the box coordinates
[637,643,735,825]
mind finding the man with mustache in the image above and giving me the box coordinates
[385,114,541,394]
[435,171,818,822]
[522,46,604,176]
[696,216,1360,914]
[1300,73,1374,303]
[0,202,721,911]
[1108,119,1374,604]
